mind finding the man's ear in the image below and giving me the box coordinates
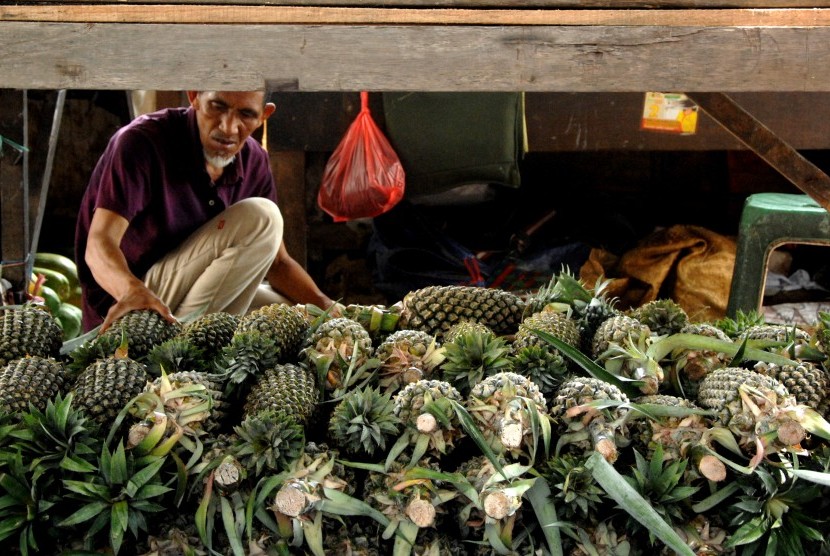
[186,91,200,106]
[262,102,276,121]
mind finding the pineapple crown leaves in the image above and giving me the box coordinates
[599,331,664,395]
[0,449,58,554]
[12,392,101,477]
[541,453,606,520]
[721,465,826,555]
[713,309,766,339]
[622,445,700,532]
[146,337,209,376]
[438,330,513,396]
[231,410,305,479]
[584,452,698,556]
[215,330,280,394]
[58,441,172,555]
[328,385,401,457]
[66,332,122,375]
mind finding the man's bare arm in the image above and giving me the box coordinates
[86,207,176,331]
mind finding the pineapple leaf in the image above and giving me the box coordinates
[525,478,564,556]
[531,328,639,398]
[110,500,128,554]
[220,495,245,556]
[300,511,325,556]
[320,487,391,528]
[790,468,830,487]
[584,451,695,556]
[449,399,506,478]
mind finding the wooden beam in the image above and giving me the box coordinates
[688,92,830,211]
[2,22,830,92]
[15,1,830,8]
[4,6,830,26]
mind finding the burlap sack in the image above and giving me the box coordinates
[580,225,736,322]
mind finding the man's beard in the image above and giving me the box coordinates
[204,150,235,169]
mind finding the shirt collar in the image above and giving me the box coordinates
[186,106,245,187]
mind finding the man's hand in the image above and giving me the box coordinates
[99,283,178,334]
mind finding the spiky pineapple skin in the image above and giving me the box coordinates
[0,305,63,367]
[71,355,149,424]
[591,314,651,359]
[393,379,462,424]
[400,285,525,339]
[243,362,318,424]
[99,309,182,360]
[179,311,239,359]
[629,298,689,337]
[236,303,309,363]
[752,361,829,411]
[0,355,68,415]
[696,367,793,430]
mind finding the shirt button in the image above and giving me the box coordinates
[208,200,215,206]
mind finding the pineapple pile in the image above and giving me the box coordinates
[4,271,830,556]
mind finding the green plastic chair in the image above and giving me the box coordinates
[727,192,830,317]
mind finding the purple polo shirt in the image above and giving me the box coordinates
[75,106,277,331]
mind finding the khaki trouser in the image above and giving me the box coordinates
[143,197,283,319]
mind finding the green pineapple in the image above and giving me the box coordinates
[178,310,239,360]
[399,285,525,339]
[70,350,149,426]
[439,321,512,397]
[146,336,209,376]
[549,376,630,463]
[629,298,690,337]
[511,310,582,396]
[669,322,732,399]
[231,410,305,478]
[301,316,376,396]
[591,314,652,360]
[465,371,549,460]
[713,308,766,339]
[0,304,63,367]
[340,302,402,342]
[391,379,465,465]
[753,360,829,411]
[328,385,401,457]
[96,308,182,361]
[375,329,444,394]
[215,304,310,395]
[0,355,68,415]
[242,362,319,425]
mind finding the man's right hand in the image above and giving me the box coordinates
[99,283,178,334]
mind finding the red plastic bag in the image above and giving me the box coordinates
[318,92,405,222]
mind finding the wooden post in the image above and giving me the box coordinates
[272,150,308,268]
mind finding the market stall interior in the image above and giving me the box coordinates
[4,2,830,555]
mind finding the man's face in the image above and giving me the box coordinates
[188,91,275,167]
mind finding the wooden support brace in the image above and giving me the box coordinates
[687,92,830,211]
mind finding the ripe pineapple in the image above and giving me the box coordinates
[328,385,401,457]
[70,351,149,426]
[0,355,68,415]
[465,371,549,460]
[0,304,63,367]
[301,316,375,396]
[511,310,581,396]
[392,379,465,465]
[399,285,525,339]
[439,321,512,397]
[549,376,630,463]
[375,329,444,394]
[629,298,689,337]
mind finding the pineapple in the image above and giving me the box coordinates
[540,452,605,522]
[399,285,525,339]
[597,327,664,395]
[465,371,549,460]
[591,314,651,360]
[97,308,181,361]
[146,337,209,376]
[696,367,812,461]
[375,329,444,394]
[177,310,239,360]
[231,410,305,478]
[549,376,630,463]
[629,298,689,337]
[0,304,63,367]
[242,362,319,425]
[753,360,830,412]
[301,316,377,397]
[668,322,732,399]
[391,379,465,465]
[439,321,512,397]
[340,302,402,342]
[713,308,766,339]
[0,355,68,415]
[70,350,149,426]
[511,310,581,397]
[328,385,401,457]
[216,303,310,394]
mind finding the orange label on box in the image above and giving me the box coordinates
[641,92,698,135]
